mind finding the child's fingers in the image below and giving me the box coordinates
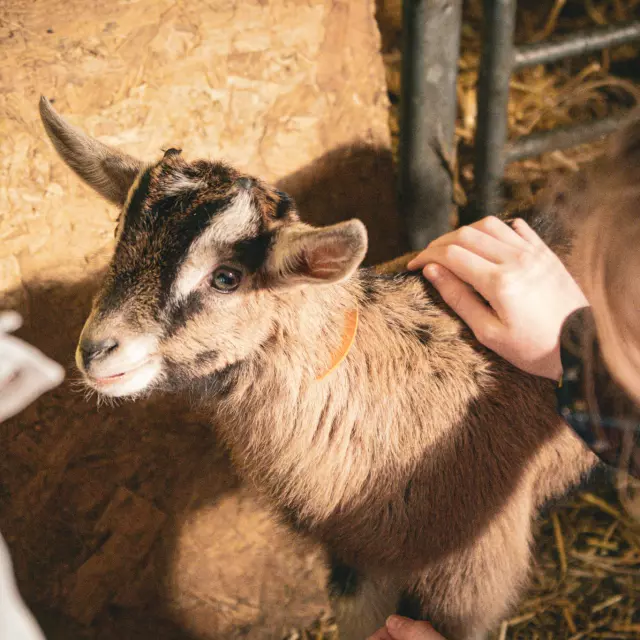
[408,246,436,271]
[0,367,64,423]
[407,217,528,272]
[421,226,517,265]
[367,627,395,640]
[0,371,54,423]
[0,311,23,334]
[423,264,501,341]
[0,335,65,423]
[386,616,447,640]
[0,335,65,385]
[416,245,497,301]
[510,218,545,247]
[471,215,528,248]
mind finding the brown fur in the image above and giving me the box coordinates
[40,97,598,640]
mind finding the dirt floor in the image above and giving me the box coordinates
[0,1,402,638]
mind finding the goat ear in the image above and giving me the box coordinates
[267,219,368,286]
[39,96,144,206]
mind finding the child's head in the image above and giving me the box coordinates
[572,113,640,406]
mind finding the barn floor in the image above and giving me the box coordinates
[0,0,638,639]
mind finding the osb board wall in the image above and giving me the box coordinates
[0,1,399,638]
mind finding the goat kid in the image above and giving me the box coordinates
[39,97,597,640]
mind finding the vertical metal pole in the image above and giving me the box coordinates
[467,0,517,223]
[400,0,463,250]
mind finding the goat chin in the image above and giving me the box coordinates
[84,359,162,398]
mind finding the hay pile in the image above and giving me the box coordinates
[510,486,640,639]
[384,0,640,212]
[291,1,640,638]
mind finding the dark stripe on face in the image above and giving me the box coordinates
[166,290,204,336]
[122,166,154,231]
[232,232,273,273]
[106,159,265,325]
[194,361,244,397]
[157,197,233,303]
[99,266,156,316]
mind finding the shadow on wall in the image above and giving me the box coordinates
[0,143,403,640]
[278,143,405,265]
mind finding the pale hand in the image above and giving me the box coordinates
[368,616,447,640]
[0,311,65,423]
[0,311,63,640]
[407,217,589,381]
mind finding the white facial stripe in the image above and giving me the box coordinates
[171,192,259,302]
[163,174,205,196]
[209,191,259,244]
[173,261,213,302]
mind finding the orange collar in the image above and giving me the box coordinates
[316,308,359,381]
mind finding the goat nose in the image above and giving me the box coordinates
[80,338,118,369]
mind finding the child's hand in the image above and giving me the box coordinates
[368,615,446,640]
[408,217,588,381]
[0,533,47,640]
[0,311,65,423]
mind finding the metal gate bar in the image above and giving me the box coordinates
[514,20,640,69]
[399,2,640,239]
[467,0,518,227]
[472,1,640,220]
[400,0,463,250]
[504,114,629,163]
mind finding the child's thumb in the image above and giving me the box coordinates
[386,615,446,640]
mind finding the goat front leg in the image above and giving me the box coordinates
[406,505,533,640]
[397,578,493,640]
[328,556,400,640]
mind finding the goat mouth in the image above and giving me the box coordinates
[87,357,161,396]
[92,360,151,384]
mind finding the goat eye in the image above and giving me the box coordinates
[210,267,242,292]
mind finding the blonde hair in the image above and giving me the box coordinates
[569,113,640,516]
[572,115,640,407]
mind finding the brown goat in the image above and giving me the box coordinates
[39,97,598,640]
